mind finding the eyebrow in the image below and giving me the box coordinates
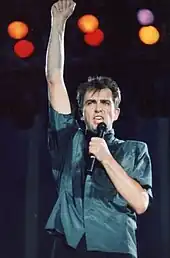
[84,99,111,104]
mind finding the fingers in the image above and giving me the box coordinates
[64,0,76,12]
[63,0,67,10]
[53,0,76,11]
[51,0,76,19]
[90,137,104,143]
[89,138,102,151]
[89,145,97,154]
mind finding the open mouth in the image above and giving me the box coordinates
[93,116,104,123]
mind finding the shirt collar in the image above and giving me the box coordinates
[85,128,115,144]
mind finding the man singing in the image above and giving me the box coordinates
[45,1,153,258]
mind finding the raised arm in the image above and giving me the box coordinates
[45,0,76,114]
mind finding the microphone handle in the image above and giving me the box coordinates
[86,130,105,173]
[87,155,96,173]
[86,123,106,174]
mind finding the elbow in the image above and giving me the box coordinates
[135,195,149,215]
[135,189,150,215]
[135,204,148,215]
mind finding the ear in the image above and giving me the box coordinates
[114,108,120,121]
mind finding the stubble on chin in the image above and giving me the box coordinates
[85,123,97,133]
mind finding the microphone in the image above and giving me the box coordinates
[86,122,107,174]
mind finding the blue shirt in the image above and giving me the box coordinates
[45,105,153,258]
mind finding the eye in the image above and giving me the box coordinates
[102,100,110,105]
[87,101,92,105]
[86,100,95,105]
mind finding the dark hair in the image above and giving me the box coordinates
[76,76,121,112]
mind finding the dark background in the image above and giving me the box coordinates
[0,0,170,258]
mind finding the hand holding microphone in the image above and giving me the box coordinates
[87,122,110,173]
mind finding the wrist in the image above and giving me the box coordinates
[101,154,113,166]
[51,22,66,35]
[52,15,67,23]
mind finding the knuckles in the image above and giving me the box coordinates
[90,138,105,144]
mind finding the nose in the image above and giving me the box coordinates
[95,102,102,113]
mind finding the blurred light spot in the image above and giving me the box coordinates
[84,29,104,47]
[78,15,99,33]
[137,9,154,25]
[139,26,160,45]
[8,21,29,39]
[14,40,35,58]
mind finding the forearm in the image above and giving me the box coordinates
[45,17,66,84]
[102,155,149,214]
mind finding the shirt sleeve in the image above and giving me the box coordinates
[48,103,78,180]
[132,142,153,200]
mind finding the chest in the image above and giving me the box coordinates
[62,133,135,191]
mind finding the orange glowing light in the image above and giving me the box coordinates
[78,15,99,33]
[139,26,160,45]
[8,21,29,39]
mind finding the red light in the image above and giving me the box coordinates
[14,40,35,58]
[84,29,104,46]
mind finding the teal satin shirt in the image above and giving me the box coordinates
[45,105,153,258]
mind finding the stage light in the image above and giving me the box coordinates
[78,15,99,33]
[137,9,154,25]
[14,40,35,58]
[84,29,104,47]
[8,21,29,39]
[139,26,160,45]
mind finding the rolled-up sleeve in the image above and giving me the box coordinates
[48,104,78,181]
[132,142,153,200]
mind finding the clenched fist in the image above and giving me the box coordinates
[89,137,112,163]
[51,0,76,20]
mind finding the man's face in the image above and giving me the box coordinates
[82,88,120,132]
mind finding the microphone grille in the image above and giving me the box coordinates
[97,122,107,133]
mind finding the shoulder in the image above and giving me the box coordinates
[125,140,147,149]
[49,102,74,120]
[114,138,148,154]
[48,102,79,131]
